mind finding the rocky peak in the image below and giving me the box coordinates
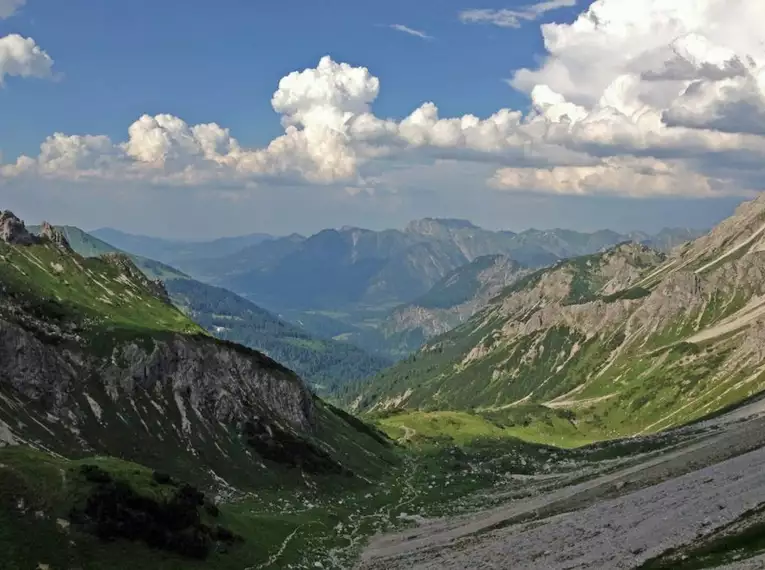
[38,221,73,251]
[0,210,38,246]
[405,218,478,236]
[101,252,170,303]
[672,193,765,270]
[601,242,666,266]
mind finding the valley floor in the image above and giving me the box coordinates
[355,399,765,570]
[7,400,765,569]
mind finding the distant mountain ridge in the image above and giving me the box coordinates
[91,227,276,267]
[37,226,389,391]
[169,219,706,312]
[349,195,765,441]
[99,220,705,360]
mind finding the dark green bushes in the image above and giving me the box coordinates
[72,468,241,559]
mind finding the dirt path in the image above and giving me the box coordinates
[356,413,765,569]
[399,425,416,443]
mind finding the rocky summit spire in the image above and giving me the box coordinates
[0,210,38,245]
[39,221,73,251]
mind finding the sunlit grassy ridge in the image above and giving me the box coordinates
[0,240,201,339]
[374,409,599,448]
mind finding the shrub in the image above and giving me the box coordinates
[72,475,240,559]
[80,464,112,484]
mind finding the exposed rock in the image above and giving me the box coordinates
[38,222,73,251]
[0,316,313,434]
[101,252,170,302]
[0,211,38,245]
[382,255,530,350]
[354,193,765,434]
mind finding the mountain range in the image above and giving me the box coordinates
[0,210,399,568]
[97,220,705,359]
[90,227,275,267]
[173,219,703,311]
[348,194,765,444]
[29,225,390,392]
[3,206,765,569]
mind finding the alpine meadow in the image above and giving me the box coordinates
[3,0,765,569]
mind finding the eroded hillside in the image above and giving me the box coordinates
[353,195,765,441]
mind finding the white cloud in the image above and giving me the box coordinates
[0,0,24,19]
[0,34,54,84]
[663,67,765,136]
[490,156,736,197]
[5,0,765,200]
[510,0,765,104]
[459,1,577,29]
[389,24,433,40]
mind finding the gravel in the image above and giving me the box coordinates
[357,409,765,570]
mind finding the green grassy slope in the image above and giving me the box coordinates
[167,278,391,393]
[0,238,201,347]
[29,225,190,281]
[43,225,390,391]
[350,212,765,443]
[0,215,403,568]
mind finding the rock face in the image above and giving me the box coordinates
[0,219,341,487]
[354,195,765,438]
[0,279,320,486]
[381,255,530,352]
[0,211,38,245]
[38,221,73,251]
[0,317,314,434]
[101,252,171,302]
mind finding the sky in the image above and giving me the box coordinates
[0,0,762,238]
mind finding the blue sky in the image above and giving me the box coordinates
[0,0,760,237]
[1,0,559,155]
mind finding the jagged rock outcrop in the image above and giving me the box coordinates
[38,221,73,251]
[0,210,38,245]
[101,252,171,302]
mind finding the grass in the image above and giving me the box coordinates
[0,447,240,570]
[0,407,704,570]
[376,410,512,445]
[373,409,600,448]
[0,433,570,569]
[0,240,202,348]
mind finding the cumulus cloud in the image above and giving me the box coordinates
[510,1,765,104]
[389,24,433,40]
[489,157,739,197]
[5,0,765,200]
[0,34,54,84]
[459,1,577,29]
[0,0,24,19]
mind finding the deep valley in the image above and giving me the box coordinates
[2,204,765,570]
